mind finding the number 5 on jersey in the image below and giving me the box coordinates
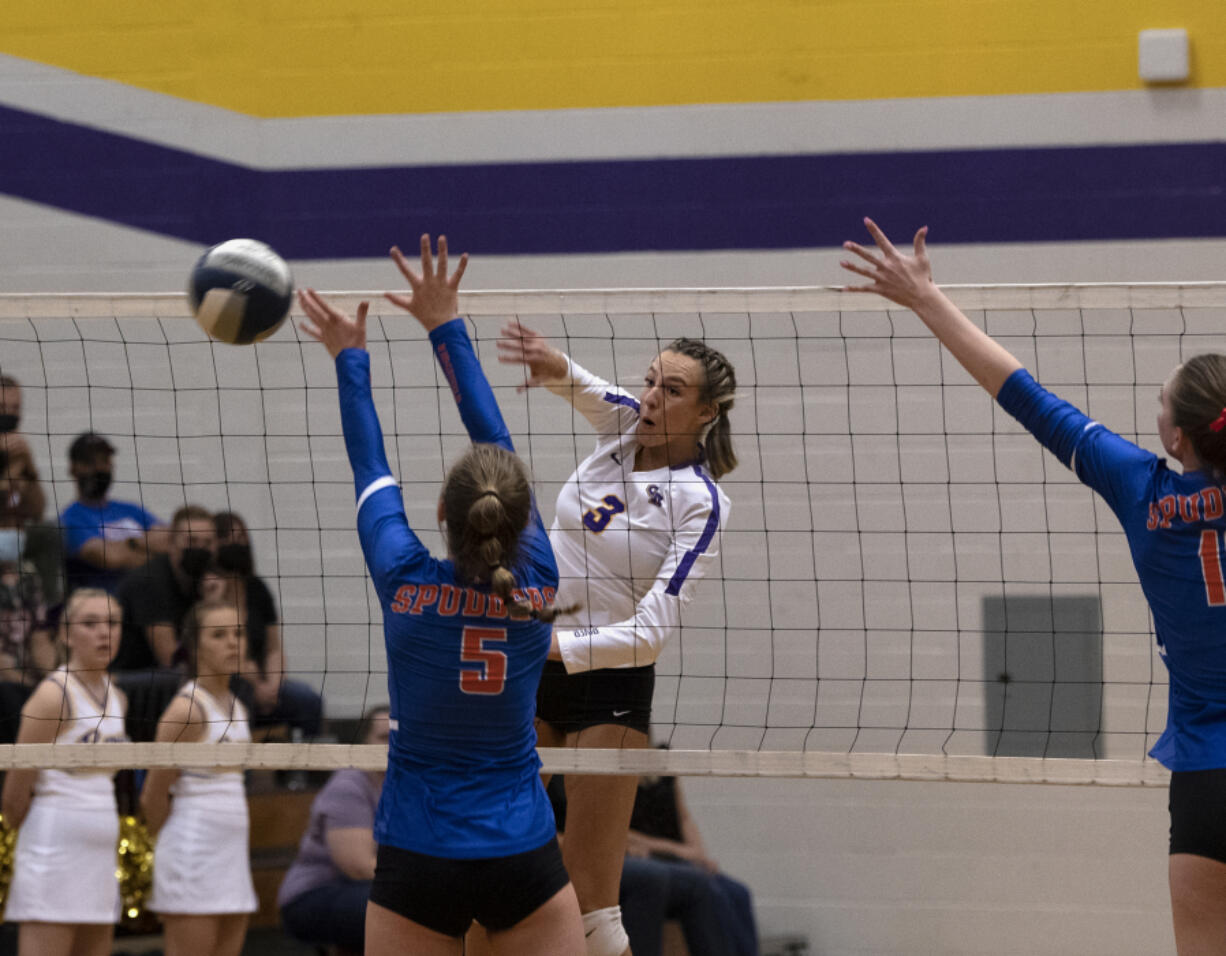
[460,626,508,695]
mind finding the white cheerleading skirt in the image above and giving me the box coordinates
[5,798,121,924]
[149,796,257,915]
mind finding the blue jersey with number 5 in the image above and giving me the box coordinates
[999,369,1226,771]
[335,319,558,858]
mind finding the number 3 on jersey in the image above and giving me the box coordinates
[1200,530,1226,606]
[460,626,507,695]
[583,494,626,533]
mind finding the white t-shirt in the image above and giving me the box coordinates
[546,358,730,673]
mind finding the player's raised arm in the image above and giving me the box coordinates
[385,235,512,451]
[299,289,425,599]
[297,290,391,495]
[841,218,1022,397]
[498,319,642,438]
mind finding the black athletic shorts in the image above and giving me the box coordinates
[369,836,570,937]
[1170,769,1226,864]
[535,660,654,735]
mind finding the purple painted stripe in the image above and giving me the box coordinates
[1,104,1224,256]
[665,465,721,596]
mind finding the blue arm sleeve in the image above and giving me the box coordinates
[427,319,556,582]
[336,348,428,600]
[428,318,513,453]
[996,367,1158,514]
[337,350,394,495]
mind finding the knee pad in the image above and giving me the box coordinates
[582,905,629,956]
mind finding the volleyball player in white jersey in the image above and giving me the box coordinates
[1,588,128,956]
[142,599,257,956]
[497,323,736,955]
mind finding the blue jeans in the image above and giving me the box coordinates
[280,879,370,953]
[621,856,757,956]
[234,676,324,738]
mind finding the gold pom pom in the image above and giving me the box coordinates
[0,813,16,921]
[116,814,154,924]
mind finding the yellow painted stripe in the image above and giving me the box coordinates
[2,1,1224,117]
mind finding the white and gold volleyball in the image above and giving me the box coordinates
[188,238,293,345]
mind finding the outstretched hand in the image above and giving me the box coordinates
[297,289,369,359]
[841,218,937,310]
[386,234,468,331]
[495,319,569,392]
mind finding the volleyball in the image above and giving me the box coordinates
[187,238,293,345]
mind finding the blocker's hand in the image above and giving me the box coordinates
[386,234,469,332]
[496,319,569,392]
[297,289,369,358]
[840,217,937,311]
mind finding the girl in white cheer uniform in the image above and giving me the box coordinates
[2,588,128,956]
[143,598,256,956]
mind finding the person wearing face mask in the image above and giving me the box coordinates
[211,510,323,741]
[112,505,216,740]
[59,432,168,596]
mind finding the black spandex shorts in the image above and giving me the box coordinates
[369,836,570,937]
[1170,769,1226,864]
[535,660,654,735]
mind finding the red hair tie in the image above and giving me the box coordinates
[1211,408,1226,433]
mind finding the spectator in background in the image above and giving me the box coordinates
[0,559,47,680]
[212,511,323,740]
[114,505,215,671]
[0,377,54,736]
[548,766,759,956]
[622,770,759,956]
[0,375,46,569]
[0,563,48,745]
[112,505,214,741]
[59,432,167,595]
[278,705,390,956]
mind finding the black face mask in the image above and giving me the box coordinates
[77,470,112,500]
[178,546,212,580]
[0,414,18,434]
[216,542,253,577]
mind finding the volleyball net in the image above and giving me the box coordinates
[2,283,1224,784]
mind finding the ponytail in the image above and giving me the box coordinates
[666,337,738,480]
[444,445,578,622]
[701,407,737,481]
[1170,354,1226,477]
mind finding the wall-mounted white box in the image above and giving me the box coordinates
[1138,28,1189,83]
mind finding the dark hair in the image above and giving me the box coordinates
[1170,354,1226,477]
[180,598,243,678]
[356,704,391,744]
[213,510,246,540]
[0,374,19,390]
[172,504,214,531]
[665,337,737,480]
[442,443,572,622]
[68,431,115,464]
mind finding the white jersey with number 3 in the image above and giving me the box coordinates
[546,357,730,673]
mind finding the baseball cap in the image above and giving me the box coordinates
[69,432,116,464]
